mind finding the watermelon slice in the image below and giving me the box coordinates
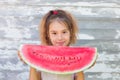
[19,44,97,74]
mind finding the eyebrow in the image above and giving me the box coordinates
[49,31,56,33]
[50,29,69,32]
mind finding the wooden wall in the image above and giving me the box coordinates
[0,0,120,80]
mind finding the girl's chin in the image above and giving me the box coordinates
[54,43,66,46]
[55,44,64,46]
[52,42,69,46]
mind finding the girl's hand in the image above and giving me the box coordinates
[18,50,26,64]
[87,61,96,69]
[87,54,98,69]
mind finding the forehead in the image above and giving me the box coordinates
[49,21,69,31]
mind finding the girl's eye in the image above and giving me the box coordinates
[63,31,67,34]
[52,33,56,35]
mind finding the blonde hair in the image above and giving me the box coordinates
[39,9,78,45]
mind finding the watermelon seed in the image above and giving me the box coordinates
[33,52,36,54]
[32,51,38,55]
[68,63,70,65]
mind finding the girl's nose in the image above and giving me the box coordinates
[57,34,63,40]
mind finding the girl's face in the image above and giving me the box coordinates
[48,21,70,46]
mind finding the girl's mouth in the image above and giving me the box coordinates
[56,42,65,46]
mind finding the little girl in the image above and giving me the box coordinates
[19,9,84,80]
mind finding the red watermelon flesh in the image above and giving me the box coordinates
[19,44,97,74]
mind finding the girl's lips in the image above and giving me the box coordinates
[56,42,65,46]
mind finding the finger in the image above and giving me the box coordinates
[17,51,27,64]
[17,51,21,57]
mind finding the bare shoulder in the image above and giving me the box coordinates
[75,72,84,80]
[29,67,41,80]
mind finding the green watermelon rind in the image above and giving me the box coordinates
[19,44,98,74]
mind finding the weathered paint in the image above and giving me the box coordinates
[0,1,120,80]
